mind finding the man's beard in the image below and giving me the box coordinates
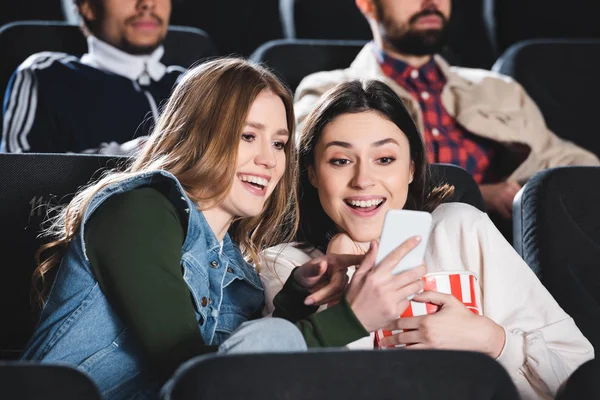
[119,37,165,56]
[91,4,166,55]
[119,12,167,55]
[376,6,449,56]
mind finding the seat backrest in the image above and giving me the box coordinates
[487,0,600,54]
[279,0,371,41]
[0,362,102,400]
[493,39,600,157]
[0,21,217,129]
[0,154,129,359]
[249,39,366,91]
[512,166,600,350]
[0,2,64,28]
[280,0,496,69]
[170,0,282,56]
[430,163,486,212]
[161,350,518,400]
[555,359,600,400]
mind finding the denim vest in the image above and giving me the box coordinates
[22,171,264,399]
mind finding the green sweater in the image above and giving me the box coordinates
[85,187,367,382]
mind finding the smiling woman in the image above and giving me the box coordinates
[216,93,291,227]
[260,80,594,399]
[20,58,363,400]
[295,80,449,251]
[308,111,415,242]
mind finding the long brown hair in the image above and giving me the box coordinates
[34,58,299,302]
[297,80,452,251]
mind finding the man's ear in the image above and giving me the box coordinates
[356,0,377,19]
[78,0,97,22]
[409,161,415,184]
[308,165,318,188]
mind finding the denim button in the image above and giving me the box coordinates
[201,297,208,307]
[226,267,234,273]
[210,261,219,268]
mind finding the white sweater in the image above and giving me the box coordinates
[259,203,594,400]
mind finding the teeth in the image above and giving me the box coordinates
[240,175,268,187]
[349,199,384,208]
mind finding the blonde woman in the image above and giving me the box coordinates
[22,59,365,400]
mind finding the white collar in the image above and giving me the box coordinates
[80,36,167,84]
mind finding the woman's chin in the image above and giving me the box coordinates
[343,231,380,244]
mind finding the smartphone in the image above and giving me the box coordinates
[375,209,432,275]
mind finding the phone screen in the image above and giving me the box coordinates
[375,209,432,275]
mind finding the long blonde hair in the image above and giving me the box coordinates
[33,58,299,302]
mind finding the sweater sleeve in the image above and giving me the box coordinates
[85,187,216,383]
[259,244,315,316]
[273,273,368,347]
[260,245,368,348]
[472,212,594,399]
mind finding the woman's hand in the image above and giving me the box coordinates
[345,238,427,333]
[379,291,506,358]
[292,253,364,306]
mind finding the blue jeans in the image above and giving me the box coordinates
[160,318,307,398]
[217,318,307,354]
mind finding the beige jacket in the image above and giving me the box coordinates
[260,203,594,400]
[295,44,599,183]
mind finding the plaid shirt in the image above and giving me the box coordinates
[376,48,498,184]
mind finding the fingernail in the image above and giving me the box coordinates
[414,236,422,242]
[407,294,415,301]
[305,298,314,305]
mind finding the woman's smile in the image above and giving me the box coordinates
[343,196,387,217]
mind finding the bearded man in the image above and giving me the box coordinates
[294,0,599,222]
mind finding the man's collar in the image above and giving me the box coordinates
[80,36,167,84]
[348,42,465,90]
[374,45,441,82]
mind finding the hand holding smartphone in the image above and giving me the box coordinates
[375,209,432,275]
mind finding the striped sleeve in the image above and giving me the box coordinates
[1,52,75,153]
[2,66,39,152]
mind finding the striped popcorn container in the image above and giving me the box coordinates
[375,271,482,349]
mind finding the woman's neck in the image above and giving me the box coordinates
[328,230,373,256]
[201,207,234,242]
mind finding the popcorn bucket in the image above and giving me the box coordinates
[375,271,482,348]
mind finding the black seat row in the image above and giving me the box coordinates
[0,153,482,359]
[1,350,522,400]
[3,155,599,365]
[2,21,598,159]
[250,38,600,158]
[2,353,598,399]
[3,1,600,65]
[1,20,599,160]
[0,155,598,398]
[1,153,599,358]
